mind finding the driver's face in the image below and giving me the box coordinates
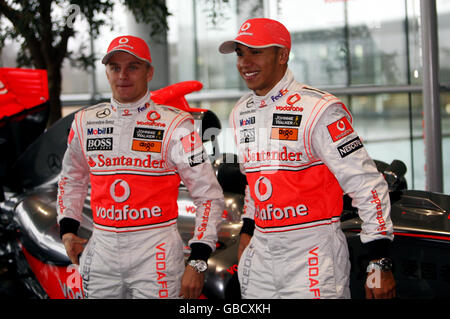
[235,44,289,96]
[106,51,153,103]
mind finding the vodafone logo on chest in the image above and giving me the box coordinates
[110,179,130,203]
[252,176,309,223]
[94,178,163,222]
[254,176,273,202]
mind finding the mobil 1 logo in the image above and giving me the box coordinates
[87,137,113,151]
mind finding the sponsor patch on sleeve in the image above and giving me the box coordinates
[337,137,364,158]
[327,116,354,142]
[181,131,203,153]
[189,151,206,167]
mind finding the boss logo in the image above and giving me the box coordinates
[240,128,255,144]
[86,138,113,151]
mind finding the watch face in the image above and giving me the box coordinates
[196,260,208,272]
[380,258,393,271]
[366,258,393,273]
[189,260,208,273]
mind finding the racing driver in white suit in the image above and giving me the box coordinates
[57,35,224,299]
[219,18,396,299]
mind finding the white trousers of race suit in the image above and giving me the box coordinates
[79,224,185,299]
[238,222,351,299]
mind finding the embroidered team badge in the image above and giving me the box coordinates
[327,117,353,142]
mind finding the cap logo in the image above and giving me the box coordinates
[240,22,251,32]
[0,80,7,95]
[119,37,129,44]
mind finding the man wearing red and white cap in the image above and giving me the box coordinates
[220,18,396,299]
[57,35,224,299]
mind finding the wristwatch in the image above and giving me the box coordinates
[366,257,393,272]
[188,259,208,273]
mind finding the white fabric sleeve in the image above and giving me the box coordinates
[166,117,225,253]
[56,115,90,227]
[311,104,394,244]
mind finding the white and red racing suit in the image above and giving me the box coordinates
[230,69,393,299]
[57,91,224,298]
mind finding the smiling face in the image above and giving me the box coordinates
[235,44,289,96]
[105,51,154,103]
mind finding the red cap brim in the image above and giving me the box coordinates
[102,49,152,65]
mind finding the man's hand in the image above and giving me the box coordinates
[238,233,252,262]
[179,265,204,299]
[365,270,396,299]
[61,233,88,265]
